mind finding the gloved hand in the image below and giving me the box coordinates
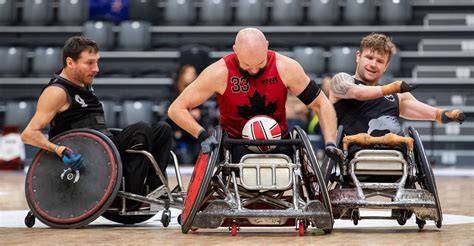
[198,130,218,154]
[399,81,417,93]
[55,146,83,171]
[382,80,417,95]
[324,142,345,163]
[437,109,466,124]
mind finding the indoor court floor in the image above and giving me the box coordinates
[0,168,473,245]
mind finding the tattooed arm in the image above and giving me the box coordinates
[329,73,384,103]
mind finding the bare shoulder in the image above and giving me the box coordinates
[275,52,308,88]
[191,58,228,95]
[40,85,68,100]
[275,52,302,75]
[37,85,69,111]
[198,59,228,82]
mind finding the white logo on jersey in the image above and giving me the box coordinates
[384,95,395,102]
[75,95,88,108]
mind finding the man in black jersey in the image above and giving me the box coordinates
[21,36,172,208]
[329,33,465,138]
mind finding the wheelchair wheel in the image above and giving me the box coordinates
[408,126,443,228]
[101,211,155,225]
[293,126,334,232]
[180,127,222,233]
[25,129,122,228]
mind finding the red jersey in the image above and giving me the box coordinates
[218,50,288,138]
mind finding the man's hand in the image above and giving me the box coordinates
[55,146,83,171]
[324,143,345,163]
[198,130,218,154]
[437,109,466,124]
[382,80,417,95]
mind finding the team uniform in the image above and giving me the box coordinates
[45,73,172,208]
[218,50,291,160]
[334,78,404,158]
[334,79,403,137]
[219,50,289,138]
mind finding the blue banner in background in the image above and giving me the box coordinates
[89,0,129,23]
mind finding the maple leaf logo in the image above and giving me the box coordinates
[237,90,277,119]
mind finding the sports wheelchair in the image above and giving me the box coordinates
[24,129,185,228]
[322,126,442,229]
[179,126,333,236]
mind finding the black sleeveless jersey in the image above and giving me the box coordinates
[44,74,110,138]
[334,79,403,136]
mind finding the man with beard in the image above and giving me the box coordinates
[21,36,172,209]
[328,33,465,141]
[168,27,344,162]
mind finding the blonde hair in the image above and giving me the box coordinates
[359,33,397,62]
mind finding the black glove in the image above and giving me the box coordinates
[399,81,417,93]
[198,130,218,154]
[441,109,466,124]
[324,142,345,163]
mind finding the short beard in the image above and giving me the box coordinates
[236,58,266,79]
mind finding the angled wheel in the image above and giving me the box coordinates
[293,126,334,231]
[180,127,222,233]
[408,126,443,228]
[25,129,122,228]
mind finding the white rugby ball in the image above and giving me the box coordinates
[242,115,282,153]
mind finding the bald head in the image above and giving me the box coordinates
[235,28,268,51]
[233,28,269,77]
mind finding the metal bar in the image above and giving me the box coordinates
[125,149,173,203]
[116,191,183,209]
[292,172,299,210]
[170,150,185,192]
[231,171,242,210]
[198,209,330,218]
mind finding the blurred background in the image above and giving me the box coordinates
[0,0,472,167]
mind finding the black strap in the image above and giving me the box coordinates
[297,79,321,105]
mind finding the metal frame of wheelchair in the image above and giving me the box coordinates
[180,126,333,236]
[323,126,442,229]
[24,128,186,228]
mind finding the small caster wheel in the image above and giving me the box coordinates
[397,211,407,226]
[25,211,35,228]
[177,214,182,225]
[416,217,426,230]
[435,219,442,228]
[352,210,360,226]
[161,210,171,227]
